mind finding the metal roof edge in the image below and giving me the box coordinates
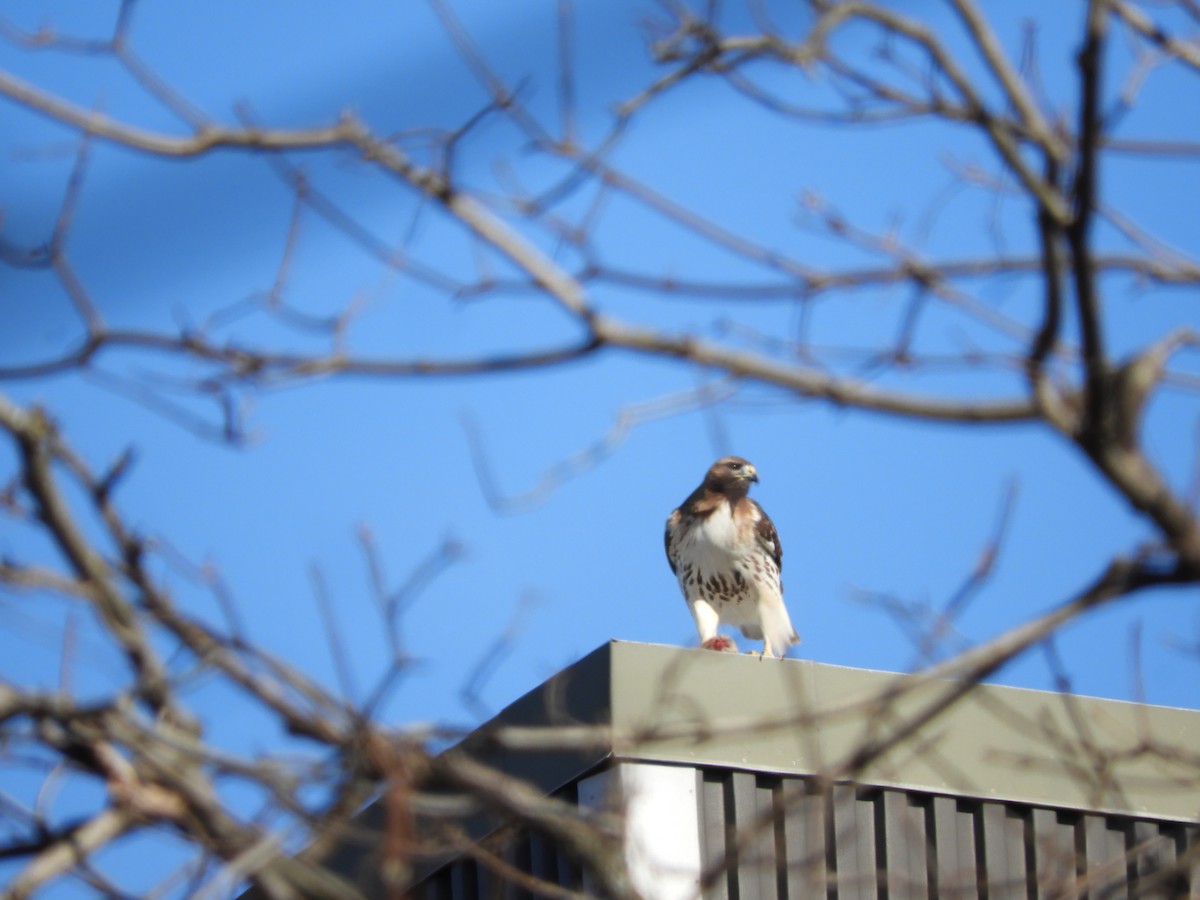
[596,641,1200,822]
[459,641,617,797]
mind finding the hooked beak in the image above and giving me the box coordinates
[744,465,759,483]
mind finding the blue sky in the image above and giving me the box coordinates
[3,0,1198,701]
[2,0,1199,890]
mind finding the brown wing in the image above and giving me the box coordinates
[664,508,683,575]
[752,500,783,572]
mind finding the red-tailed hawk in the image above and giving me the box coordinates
[665,456,799,657]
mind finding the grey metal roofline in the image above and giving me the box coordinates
[464,640,1200,822]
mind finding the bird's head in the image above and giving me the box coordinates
[704,456,759,496]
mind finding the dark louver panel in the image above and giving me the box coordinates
[696,769,1199,900]
[414,766,1198,899]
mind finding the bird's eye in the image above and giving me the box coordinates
[728,462,742,470]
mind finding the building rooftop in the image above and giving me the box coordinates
[470,640,1200,822]
[304,642,1200,898]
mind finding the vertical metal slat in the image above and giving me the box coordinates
[754,775,783,900]
[932,796,979,900]
[528,831,559,893]
[449,859,476,900]
[507,833,532,900]
[981,802,1027,900]
[1083,814,1128,900]
[832,784,877,900]
[1156,823,1192,900]
[576,768,616,900]
[753,777,782,897]
[1030,808,1077,900]
[727,771,777,900]
[423,867,452,900]
[554,841,581,892]
[882,790,929,900]
[554,781,581,890]
[782,779,828,900]
[1188,825,1200,900]
[475,855,493,900]
[699,770,731,900]
[1131,820,1176,897]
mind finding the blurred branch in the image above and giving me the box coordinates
[1070,0,1110,445]
[464,382,737,514]
[0,395,169,711]
[1109,0,1200,70]
[838,553,1195,778]
[591,316,1042,422]
[1,808,137,900]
